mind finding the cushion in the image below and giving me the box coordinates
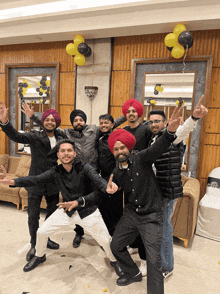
[15,155,31,177]
[0,154,9,173]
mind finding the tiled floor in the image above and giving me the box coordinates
[1,201,220,294]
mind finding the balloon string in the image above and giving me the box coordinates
[182,45,188,73]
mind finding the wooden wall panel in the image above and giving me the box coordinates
[200,145,220,178]
[205,109,220,133]
[208,68,220,108]
[200,179,208,200]
[204,134,220,145]
[59,105,73,127]
[0,41,75,74]
[109,106,128,129]
[110,71,131,106]
[0,75,5,103]
[59,72,75,105]
[0,132,6,154]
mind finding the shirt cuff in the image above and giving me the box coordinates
[77,197,85,207]
[191,115,200,121]
[0,119,9,126]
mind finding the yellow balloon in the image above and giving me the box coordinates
[173,24,186,36]
[164,33,178,47]
[74,54,85,66]
[23,79,28,83]
[45,80,50,86]
[74,35,85,46]
[40,99,43,103]
[39,88,43,92]
[171,44,185,59]
[66,43,78,56]
[28,84,31,88]
[37,81,41,86]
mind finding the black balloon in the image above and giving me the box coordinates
[23,83,28,88]
[36,88,40,92]
[183,38,193,50]
[78,42,89,55]
[18,82,23,87]
[84,46,92,57]
[167,46,173,52]
[178,31,193,47]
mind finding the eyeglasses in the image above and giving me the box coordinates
[148,119,164,125]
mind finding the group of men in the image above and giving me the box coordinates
[0,96,208,294]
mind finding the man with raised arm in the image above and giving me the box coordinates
[0,102,66,261]
[106,106,183,294]
[0,139,118,272]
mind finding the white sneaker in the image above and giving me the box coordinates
[163,270,173,279]
[127,247,138,255]
[139,260,147,277]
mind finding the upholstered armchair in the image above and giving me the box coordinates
[172,174,200,248]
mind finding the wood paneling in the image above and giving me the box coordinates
[0,75,5,103]
[109,106,128,128]
[59,105,73,126]
[110,71,131,106]
[205,109,220,133]
[200,178,208,200]
[0,131,6,154]
[208,68,220,108]
[59,72,75,105]
[200,145,220,178]
[204,134,220,145]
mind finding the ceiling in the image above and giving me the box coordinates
[0,0,220,45]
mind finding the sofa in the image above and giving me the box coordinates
[172,174,200,248]
[0,154,51,210]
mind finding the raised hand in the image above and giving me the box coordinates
[21,102,34,118]
[57,200,78,212]
[0,165,15,185]
[106,174,118,194]
[0,101,9,124]
[192,95,208,119]
[167,106,184,133]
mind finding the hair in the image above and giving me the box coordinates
[99,114,114,123]
[56,139,75,151]
[148,109,166,121]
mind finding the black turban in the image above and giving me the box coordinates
[70,109,87,125]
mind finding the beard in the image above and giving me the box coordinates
[73,124,86,132]
[45,128,55,133]
[115,153,129,163]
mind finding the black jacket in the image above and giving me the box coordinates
[150,130,185,199]
[1,121,66,195]
[112,129,176,215]
[13,161,108,218]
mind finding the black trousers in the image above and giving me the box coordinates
[98,189,124,236]
[110,205,164,294]
[28,191,60,246]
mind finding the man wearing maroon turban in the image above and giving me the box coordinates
[107,107,183,294]
[0,102,66,261]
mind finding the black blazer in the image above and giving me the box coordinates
[1,121,66,195]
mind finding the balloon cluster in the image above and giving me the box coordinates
[66,35,92,66]
[164,24,193,59]
[154,84,164,95]
[18,79,31,100]
[36,76,50,103]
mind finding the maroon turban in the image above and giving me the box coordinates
[108,129,136,154]
[41,109,61,127]
[122,98,143,118]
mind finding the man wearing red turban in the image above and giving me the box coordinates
[0,102,66,261]
[107,107,183,294]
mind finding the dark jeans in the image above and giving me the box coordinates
[111,205,164,294]
[28,191,60,246]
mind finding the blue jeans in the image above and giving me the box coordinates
[161,198,177,274]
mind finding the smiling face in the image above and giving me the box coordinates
[148,114,167,134]
[73,116,86,130]
[57,143,76,165]
[126,106,139,123]
[99,118,114,133]
[42,114,57,132]
[113,140,130,163]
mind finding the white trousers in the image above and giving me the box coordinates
[36,207,115,261]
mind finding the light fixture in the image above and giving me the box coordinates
[84,86,98,100]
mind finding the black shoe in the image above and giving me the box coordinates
[26,246,36,261]
[47,238,60,250]
[110,261,124,276]
[72,233,83,248]
[23,255,46,272]
[116,271,142,286]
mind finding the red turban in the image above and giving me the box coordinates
[41,109,61,127]
[108,129,136,154]
[122,98,143,118]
